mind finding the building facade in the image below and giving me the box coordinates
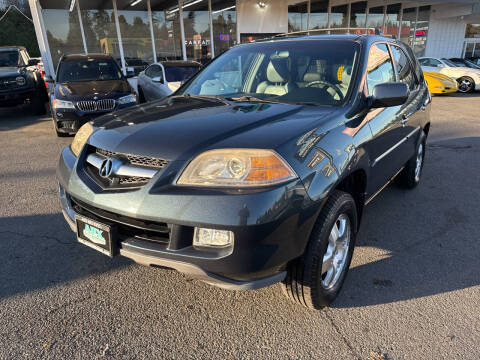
[29,0,480,79]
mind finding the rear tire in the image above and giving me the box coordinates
[30,94,46,115]
[457,76,475,93]
[138,86,146,103]
[281,190,357,310]
[397,132,426,189]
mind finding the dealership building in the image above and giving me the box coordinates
[28,0,480,79]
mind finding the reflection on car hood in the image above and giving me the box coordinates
[89,96,337,161]
[55,80,131,100]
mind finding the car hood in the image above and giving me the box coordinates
[88,96,338,161]
[55,80,131,101]
[0,66,21,77]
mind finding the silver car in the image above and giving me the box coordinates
[137,61,201,102]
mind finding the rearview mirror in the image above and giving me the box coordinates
[28,58,40,66]
[126,67,135,78]
[152,76,163,83]
[369,82,408,108]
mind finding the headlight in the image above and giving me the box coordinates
[71,123,94,157]
[177,149,297,187]
[118,94,136,105]
[16,76,26,86]
[52,99,75,109]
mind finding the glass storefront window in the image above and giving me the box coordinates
[413,6,430,57]
[384,4,401,36]
[211,0,237,57]
[350,2,367,33]
[39,0,85,69]
[182,0,211,64]
[115,0,153,67]
[79,0,118,59]
[330,4,348,30]
[366,6,384,33]
[400,7,416,47]
[288,1,308,32]
[466,24,480,39]
[151,1,183,61]
[309,0,328,30]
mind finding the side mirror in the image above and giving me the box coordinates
[369,82,408,108]
[126,67,135,78]
[152,76,164,83]
[28,58,40,66]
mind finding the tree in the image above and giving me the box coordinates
[0,3,39,56]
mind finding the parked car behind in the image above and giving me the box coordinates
[58,34,431,310]
[418,57,480,93]
[466,57,480,66]
[423,72,457,94]
[0,46,47,114]
[137,61,201,102]
[48,54,137,137]
[119,57,149,76]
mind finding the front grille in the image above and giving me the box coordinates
[76,99,115,112]
[96,148,169,168]
[70,196,171,244]
[0,77,19,90]
[84,146,169,189]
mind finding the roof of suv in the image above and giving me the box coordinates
[61,53,114,62]
[0,46,25,52]
[249,33,398,47]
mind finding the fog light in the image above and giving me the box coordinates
[193,228,234,248]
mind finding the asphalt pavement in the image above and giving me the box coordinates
[0,94,479,360]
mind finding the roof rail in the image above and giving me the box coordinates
[273,27,396,38]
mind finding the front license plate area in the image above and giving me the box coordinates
[75,215,116,257]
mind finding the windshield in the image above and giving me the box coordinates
[441,59,458,67]
[0,51,20,67]
[179,40,359,106]
[57,59,123,82]
[464,59,480,69]
[165,66,201,82]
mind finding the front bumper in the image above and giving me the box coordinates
[58,146,319,290]
[0,88,35,106]
[53,103,136,133]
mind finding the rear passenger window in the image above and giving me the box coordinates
[390,45,416,90]
[366,43,395,96]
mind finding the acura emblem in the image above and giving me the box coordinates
[99,158,114,178]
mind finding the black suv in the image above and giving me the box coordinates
[0,46,47,114]
[58,34,431,310]
[48,54,137,137]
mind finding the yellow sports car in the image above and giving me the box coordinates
[424,72,458,94]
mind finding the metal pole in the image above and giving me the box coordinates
[236,0,240,45]
[397,3,403,40]
[76,0,88,54]
[178,0,187,61]
[346,3,351,33]
[327,4,331,33]
[365,3,369,33]
[208,0,215,58]
[307,0,311,32]
[412,7,419,52]
[113,0,127,75]
[147,0,157,63]
[30,0,55,78]
[382,5,386,33]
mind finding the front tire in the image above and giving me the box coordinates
[457,76,475,93]
[281,190,357,310]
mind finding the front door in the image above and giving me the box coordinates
[363,43,411,195]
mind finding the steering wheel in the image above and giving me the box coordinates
[305,80,344,102]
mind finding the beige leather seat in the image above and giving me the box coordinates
[256,56,296,96]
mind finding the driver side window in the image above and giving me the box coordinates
[366,43,395,96]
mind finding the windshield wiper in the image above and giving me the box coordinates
[182,94,227,102]
[225,95,281,104]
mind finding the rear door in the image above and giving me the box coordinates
[364,43,411,195]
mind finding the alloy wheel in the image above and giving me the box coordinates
[321,214,351,289]
[458,78,472,93]
[415,143,424,182]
